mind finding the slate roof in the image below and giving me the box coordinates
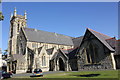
[88,28,115,51]
[59,49,69,59]
[23,28,74,46]
[60,48,76,54]
[106,37,116,48]
[46,48,54,55]
[67,48,78,59]
[72,36,83,47]
[60,48,78,59]
[60,49,69,54]
[51,49,69,60]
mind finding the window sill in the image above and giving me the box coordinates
[41,66,48,68]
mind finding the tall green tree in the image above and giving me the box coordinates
[0,12,4,21]
[0,0,4,21]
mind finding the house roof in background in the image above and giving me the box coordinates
[72,36,83,47]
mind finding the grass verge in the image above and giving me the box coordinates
[4,70,119,80]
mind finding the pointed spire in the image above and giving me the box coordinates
[14,7,17,17]
[10,13,13,20]
[24,10,27,20]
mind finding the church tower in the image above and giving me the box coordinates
[8,8,27,55]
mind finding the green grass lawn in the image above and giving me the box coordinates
[44,70,119,78]
[5,70,119,80]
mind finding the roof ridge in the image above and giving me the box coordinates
[24,27,73,38]
[105,37,116,40]
[88,28,112,38]
[87,28,114,51]
[73,36,83,39]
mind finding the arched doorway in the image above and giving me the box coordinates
[27,52,34,73]
[29,53,34,72]
[49,60,54,71]
[59,58,65,71]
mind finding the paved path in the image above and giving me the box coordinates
[13,71,63,77]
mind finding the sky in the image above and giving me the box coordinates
[1,2,118,53]
[2,0,120,2]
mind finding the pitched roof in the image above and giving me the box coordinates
[59,49,69,59]
[106,37,116,48]
[72,36,83,47]
[60,48,78,59]
[51,52,58,60]
[51,49,69,60]
[23,28,74,46]
[60,48,76,54]
[87,28,115,51]
[67,48,78,59]
[60,49,69,54]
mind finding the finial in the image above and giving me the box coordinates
[24,10,27,20]
[14,7,17,17]
[24,10,27,14]
[14,7,16,12]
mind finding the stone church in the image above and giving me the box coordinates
[7,8,120,74]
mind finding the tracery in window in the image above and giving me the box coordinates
[86,42,99,64]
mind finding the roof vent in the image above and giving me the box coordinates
[54,32,57,36]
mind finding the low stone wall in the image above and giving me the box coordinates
[78,53,113,70]
[78,64,113,70]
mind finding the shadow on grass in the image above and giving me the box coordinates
[5,78,119,80]
[72,74,100,77]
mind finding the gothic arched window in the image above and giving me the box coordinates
[42,53,46,66]
[17,24,20,32]
[86,42,99,64]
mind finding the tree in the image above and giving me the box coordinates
[3,49,8,55]
[0,0,4,21]
[2,49,8,60]
[0,12,4,21]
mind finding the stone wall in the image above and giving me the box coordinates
[78,53,113,70]
[77,31,114,71]
[27,41,73,50]
[69,59,78,71]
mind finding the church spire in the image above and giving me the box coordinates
[24,10,27,20]
[14,7,17,17]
